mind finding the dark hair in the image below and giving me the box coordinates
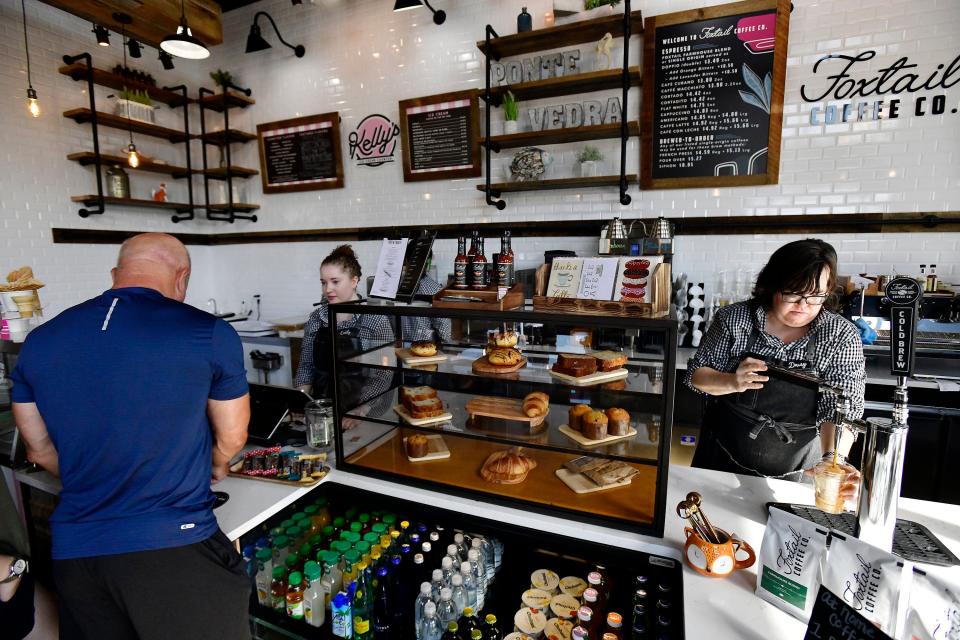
[751,239,838,310]
[321,244,362,280]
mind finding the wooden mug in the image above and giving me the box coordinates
[683,527,755,578]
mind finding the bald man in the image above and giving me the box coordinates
[11,233,252,639]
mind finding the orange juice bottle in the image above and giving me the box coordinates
[286,571,305,620]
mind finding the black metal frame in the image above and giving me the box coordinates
[479,2,634,210]
[329,300,677,538]
[197,83,257,224]
[163,84,195,222]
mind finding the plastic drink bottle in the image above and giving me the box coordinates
[459,562,478,611]
[331,591,353,638]
[437,587,457,629]
[415,582,433,639]
[286,571,305,620]
[303,561,325,627]
[255,548,272,606]
[450,573,467,615]
[419,601,443,640]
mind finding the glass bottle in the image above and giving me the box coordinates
[437,587,458,629]
[353,562,373,640]
[271,566,287,612]
[455,236,469,289]
[255,548,273,606]
[926,264,938,292]
[440,621,459,640]
[286,571,306,620]
[603,612,622,639]
[471,238,488,290]
[467,232,478,288]
[415,582,434,640]
[497,231,514,288]
[420,600,443,640]
[458,606,481,637]
[373,566,394,639]
[303,561,325,627]
[483,613,501,640]
[413,553,426,587]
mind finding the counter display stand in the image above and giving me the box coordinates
[328,300,677,537]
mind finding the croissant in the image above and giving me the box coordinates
[480,447,537,484]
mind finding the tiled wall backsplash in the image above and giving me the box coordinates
[0,0,957,319]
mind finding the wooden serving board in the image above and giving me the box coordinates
[393,404,453,426]
[533,263,672,317]
[559,424,637,448]
[395,347,449,365]
[472,356,527,375]
[404,434,451,462]
[555,467,634,494]
[228,461,328,487]
[549,367,628,386]
[432,283,524,311]
[465,418,548,440]
[465,396,548,427]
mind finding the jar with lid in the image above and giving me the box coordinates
[305,398,334,450]
[106,165,130,198]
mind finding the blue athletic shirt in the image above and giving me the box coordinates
[10,287,249,560]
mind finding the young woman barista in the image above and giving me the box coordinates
[294,245,394,427]
[686,239,865,496]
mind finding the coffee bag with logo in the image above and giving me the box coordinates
[822,532,905,636]
[901,569,960,640]
[756,507,829,621]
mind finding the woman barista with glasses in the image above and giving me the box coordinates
[686,239,865,490]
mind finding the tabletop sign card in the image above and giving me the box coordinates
[399,90,481,182]
[257,113,344,193]
[641,0,790,189]
[577,258,620,300]
[546,258,584,298]
[804,586,894,640]
[369,233,437,303]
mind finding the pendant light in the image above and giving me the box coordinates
[21,0,39,117]
[118,18,140,169]
[393,0,446,24]
[161,0,210,60]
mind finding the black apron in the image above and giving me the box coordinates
[692,311,821,480]
[312,315,369,408]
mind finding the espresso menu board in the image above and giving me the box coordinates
[257,113,344,193]
[641,0,790,189]
[399,90,481,182]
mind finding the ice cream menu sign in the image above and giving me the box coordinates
[641,0,790,189]
[399,90,481,182]
[257,113,344,193]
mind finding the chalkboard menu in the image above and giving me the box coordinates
[399,90,481,182]
[805,586,894,640]
[257,113,344,193]
[641,0,790,189]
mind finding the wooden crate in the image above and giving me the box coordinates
[533,262,671,317]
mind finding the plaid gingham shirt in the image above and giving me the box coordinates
[685,302,865,426]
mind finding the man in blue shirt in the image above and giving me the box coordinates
[12,233,251,639]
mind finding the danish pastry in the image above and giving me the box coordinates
[410,341,437,357]
[487,347,522,366]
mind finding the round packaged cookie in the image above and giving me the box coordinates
[530,568,560,594]
[504,633,535,640]
[544,618,574,640]
[521,588,552,610]
[514,607,547,638]
[559,576,588,599]
[550,594,580,620]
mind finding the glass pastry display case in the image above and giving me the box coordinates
[329,301,678,536]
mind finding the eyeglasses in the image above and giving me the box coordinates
[780,292,829,305]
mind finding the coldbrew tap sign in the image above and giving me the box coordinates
[884,277,922,377]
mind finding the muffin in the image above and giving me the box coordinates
[581,411,608,441]
[568,405,592,431]
[605,408,631,436]
[405,434,429,459]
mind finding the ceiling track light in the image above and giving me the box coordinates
[127,38,142,58]
[92,23,110,46]
[21,0,39,117]
[159,50,175,70]
[393,0,446,24]
[161,0,210,59]
[245,11,305,58]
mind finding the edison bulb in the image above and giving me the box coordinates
[28,97,40,118]
[127,145,140,168]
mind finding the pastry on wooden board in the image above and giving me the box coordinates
[488,330,519,347]
[405,434,429,458]
[480,447,537,484]
[409,341,438,357]
[522,392,549,418]
[487,347,523,366]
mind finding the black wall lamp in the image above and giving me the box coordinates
[245,11,305,58]
[393,0,446,25]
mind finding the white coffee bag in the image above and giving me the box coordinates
[756,506,830,622]
[901,569,960,640]
[822,532,905,636]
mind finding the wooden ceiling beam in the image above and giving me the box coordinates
[39,0,223,49]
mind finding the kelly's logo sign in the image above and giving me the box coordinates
[349,114,400,167]
[801,50,960,124]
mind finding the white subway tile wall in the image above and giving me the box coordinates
[0,0,957,318]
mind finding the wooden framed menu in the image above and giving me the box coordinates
[399,90,481,182]
[641,0,790,189]
[257,112,344,193]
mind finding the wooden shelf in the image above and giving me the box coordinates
[201,166,259,180]
[484,121,639,149]
[197,91,256,112]
[71,195,192,211]
[196,129,257,145]
[347,428,657,526]
[477,174,637,193]
[67,152,191,178]
[478,10,643,58]
[63,109,189,143]
[488,67,640,103]
[59,64,190,108]
[203,202,260,213]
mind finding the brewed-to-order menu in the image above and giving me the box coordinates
[641,0,789,188]
[256,112,344,193]
[399,90,481,182]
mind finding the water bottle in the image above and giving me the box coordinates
[440,556,455,588]
[454,533,469,562]
[445,544,462,574]
[478,537,495,580]
[468,550,485,610]
[492,537,503,570]
[450,573,468,615]
[459,562,478,611]
[430,569,445,602]
[419,600,443,640]
[470,539,488,586]
[437,587,458,629]
[415,582,433,640]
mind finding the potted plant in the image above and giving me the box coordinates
[577,146,603,177]
[502,91,520,135]
[210,69,233,90]
[114,87,155,124]
[556,0,623,25]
